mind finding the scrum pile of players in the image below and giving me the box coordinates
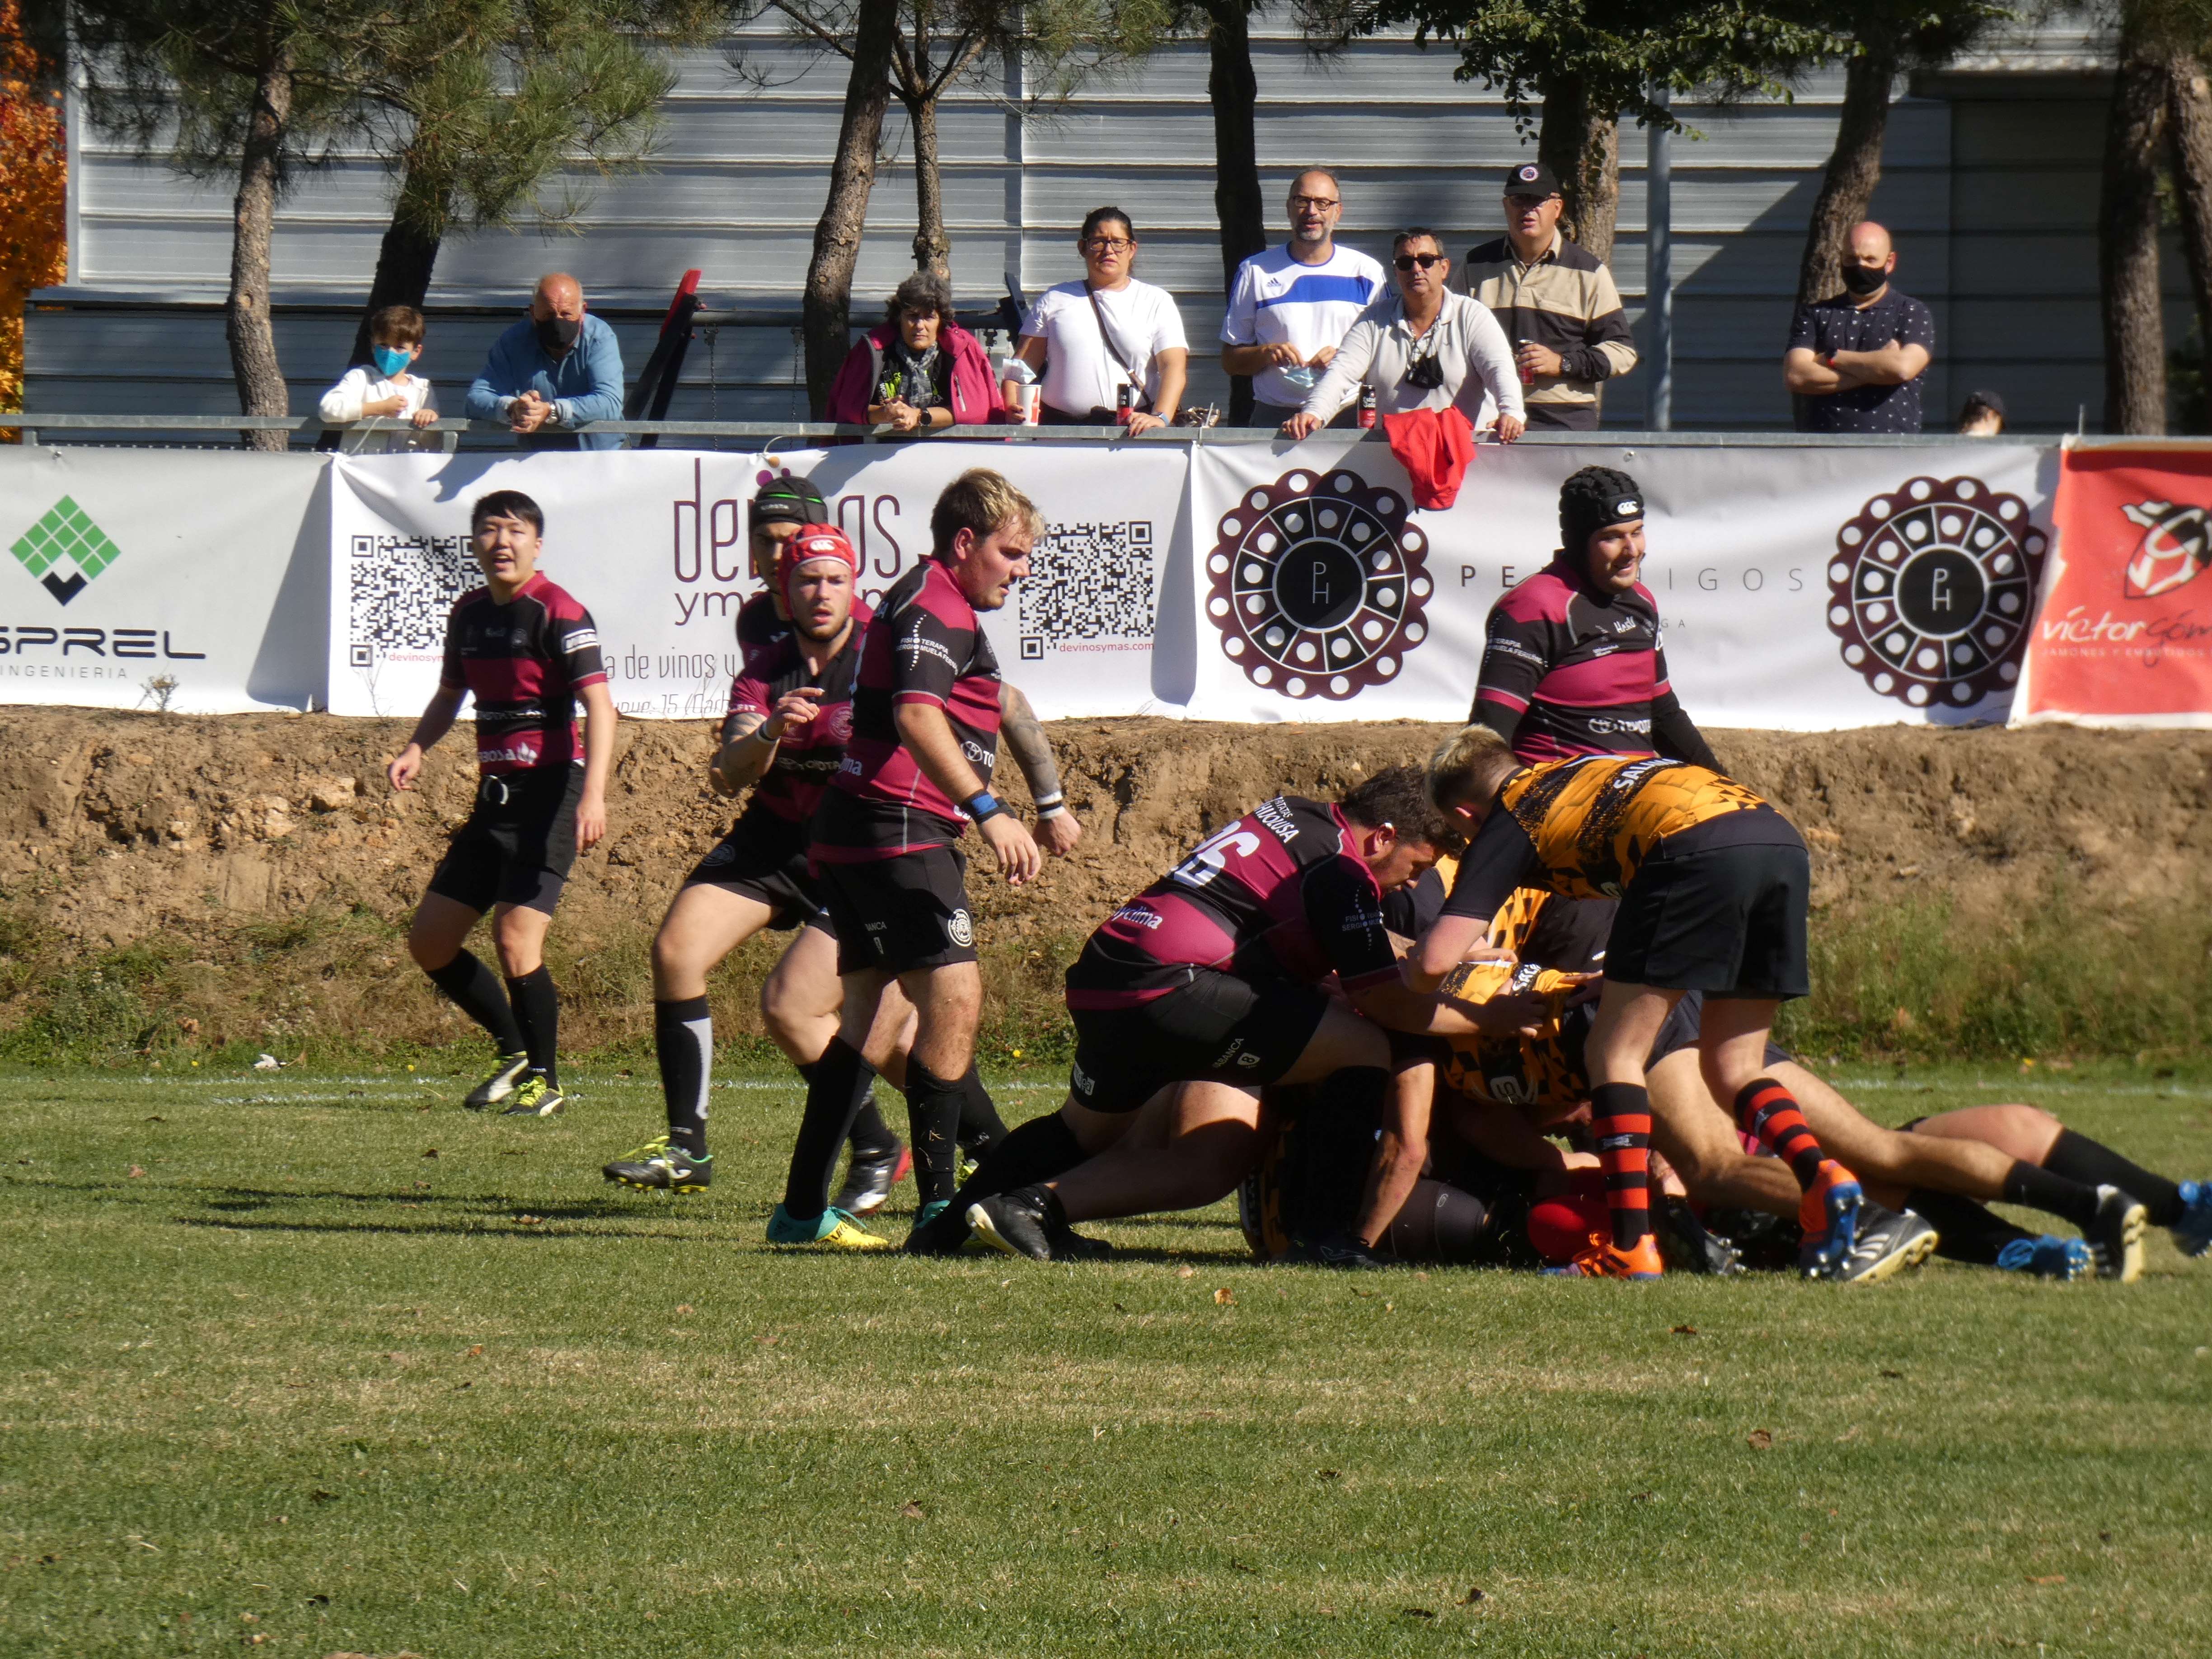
[390,463,2212,1282]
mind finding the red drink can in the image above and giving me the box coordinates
[1116,384,1135,426]
[1357,385,1378,430]
[1517,338,1535,385]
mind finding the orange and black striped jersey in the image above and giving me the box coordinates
[1443,754,1794,920]
[1436,956,1588,1109]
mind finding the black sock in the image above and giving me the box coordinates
[956,1065,1009,1154]
[903,1060,966,1209]
[782,1037,869,1220]
[425,950,524,1056]
[2002,1159,2104,1229]
[504,967,560,1087]
[958,1111,1087,1207]
[655,997,712,1158]
[1907,1187,2035,1267]
[2044,1129,2184,1225]
[798,1058,897,1159]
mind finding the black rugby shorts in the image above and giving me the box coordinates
[426,767,584,917]
[1067,968,1330,1115]
[815,845,977,976]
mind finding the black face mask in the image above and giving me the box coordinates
[535,314,583,353]
[1839,262,1888,297]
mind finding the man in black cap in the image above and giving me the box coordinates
[1783,220,1934,435]
[1456,161,1638,431]
[739,474,835,651]
[1468,465,1718,769]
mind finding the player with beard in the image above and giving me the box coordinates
[600,525,908,1210]
[1471,467,1719,769]
[768,469,1071,1248]
[940,767,1544,1263]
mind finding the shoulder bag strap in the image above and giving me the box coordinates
[1085,283,1150,408]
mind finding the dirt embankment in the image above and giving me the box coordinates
[5,710,2209,957]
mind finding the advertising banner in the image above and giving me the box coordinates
[762,442,1186,717]
[332,442,1185,722]
[2012,442,2212,728]
[0,447,327,712]
[1182,435,2057,728]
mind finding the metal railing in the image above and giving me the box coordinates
[0,412,2086,450]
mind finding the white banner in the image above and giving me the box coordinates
[0,448,326,712]
[1183,436,2058,727]
[332,443,1185,722]
[761,443,1185,717]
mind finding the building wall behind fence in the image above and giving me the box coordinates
[29,19,2156,432]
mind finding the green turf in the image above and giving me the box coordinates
[4,1061,2210,1658]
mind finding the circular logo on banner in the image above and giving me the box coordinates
[1204,469,1432,700]
[1827,475,2046,710]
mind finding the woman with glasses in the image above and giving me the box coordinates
[1282,228,1524,443]
[1002,206,1188,432]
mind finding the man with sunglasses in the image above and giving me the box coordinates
[1284,229,1524,442]
[1221,169,1386,429]
[1457,161,1638,431]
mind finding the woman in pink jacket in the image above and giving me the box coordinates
[826,272,1002,430]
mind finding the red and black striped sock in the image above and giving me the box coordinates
[1734,1077,1827,1191]
[1589,1082,1654,1251]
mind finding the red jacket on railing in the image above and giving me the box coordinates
[825,321,1004,427]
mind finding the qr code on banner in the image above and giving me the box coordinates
[1017,520,1155,660]
[347,533,473,665]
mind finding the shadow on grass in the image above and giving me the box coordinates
[173,1214,708,1242]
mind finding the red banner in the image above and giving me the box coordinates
[2015,443,2212,726]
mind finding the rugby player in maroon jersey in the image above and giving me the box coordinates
[769,469,1073,1249]
[1472,466,1720,769]
[937,767,1544,1263]
[387,490,616,1118]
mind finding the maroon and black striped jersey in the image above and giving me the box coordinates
[734,591,790,654]
[1474,555,1681,764]
[438,572,607,775]
[718,600,872,859]
[812,558,1003,863]
[1066,795,1397,1009]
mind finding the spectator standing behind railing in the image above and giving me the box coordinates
[465,273,626,451]
[319,305,440,450]
[1456,161,1638,431]
[825,272,1001,431]
[1219,168,1386,428]
[1281,229,1524,442]
[1783,221,1933,434]
[1001,207,1187,432]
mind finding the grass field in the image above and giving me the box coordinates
[5,1059,2211,1658]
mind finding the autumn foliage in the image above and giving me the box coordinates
[1,0,67,419]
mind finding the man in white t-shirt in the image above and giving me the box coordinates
[1220,169,1387,428]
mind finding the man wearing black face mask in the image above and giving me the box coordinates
[465,272,628,451]
[1782,221,1933,434]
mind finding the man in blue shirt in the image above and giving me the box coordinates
[1220,169,1386,428]
[466,273,627,450]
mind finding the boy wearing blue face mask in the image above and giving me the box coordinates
[319,306,440,450]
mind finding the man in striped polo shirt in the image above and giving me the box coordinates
[1456,160,1638,431]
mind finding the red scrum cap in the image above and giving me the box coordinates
[776,522,861,602]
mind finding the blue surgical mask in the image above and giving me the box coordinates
[372,345,413,377]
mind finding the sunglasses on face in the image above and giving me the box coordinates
[1394,253,1443,272]
[1289,196,1340,212]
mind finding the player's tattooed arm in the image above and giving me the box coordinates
[999,682,1081,856]
[386,683,467,792]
